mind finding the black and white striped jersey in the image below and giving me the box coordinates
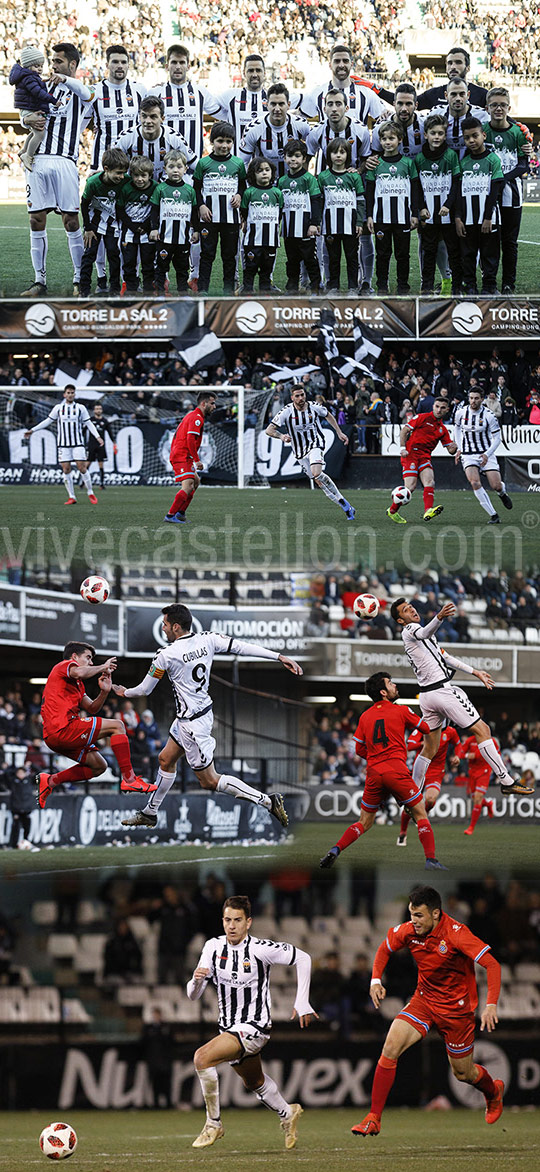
[305,117,371,174]
[272,401,328,457]
[35,77,90,161]
[113,126,197,179]
[402,618,454,689]
[30,401,100,448]
[187,934,313,1032]
[453,404,501,456]
[430,103,489,158]
[218,87,269,151]
[372,114,426,158]
[301,80,386,124]
[240,113,311,177]
[149,80,221,158]
[84,79,147,169]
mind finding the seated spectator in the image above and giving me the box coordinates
[103,918,143,983]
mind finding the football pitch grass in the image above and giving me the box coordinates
[1,485,538,571]
[2,821,538,876]
[1,1108,538,1172]
[1,202,540,296]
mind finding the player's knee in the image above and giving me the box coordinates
[476,720,490,740]
[451,1065,471,1082]
[193,1047,208,1071]
[113,719,125,735]
[64,215,80,233]
[198,773,217,790]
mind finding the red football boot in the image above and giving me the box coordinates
[36,772,52,809]
[88,494,98,504]
[351,1113,381,1137]
[120,775,157,794]
[485,1080,504,1124]
[64,498,77,505]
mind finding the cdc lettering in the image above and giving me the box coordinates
[315,789,364,817]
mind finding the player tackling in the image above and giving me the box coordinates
[164,390,216,523]
[387,397,457,524]
[187,894,317,1149]
[352,885,504,1137]
[390,597,533,795]
[266,384,355,520]
[116,603,302,829]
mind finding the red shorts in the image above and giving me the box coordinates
[362,759,423,812]
[467,772,491,795]
[45,716,103,763]
[172,459,197,483]
[424,771,445,796]
[401,455,433,477]
[397,990,476,1057]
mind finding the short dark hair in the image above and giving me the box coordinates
[64,641,95,658]
[63,384,76,392]
[325,87,347,103]
[102,147,129,171]
[390,595,407,623]
[378,119,404,143]
[51,42,80,67]
[161,604,192,631]
[247,157,277,185]
[327,136,352,165]
[365,672,392,702]
[210,121,235,142]
[244,53,264,68]
[284,137,307,158]
[330,44,352,59]
[433,396,449,406]
[395,82,417,100]
[268,82,289,101]
[140,95,164,117]
[222,895,252,918]
[167,43,190,62]
[424,112,448,132]
[197,390,216,404]
[408,886,442,913]
[106,44,129,61]
[447,45,470,67]
[462,116,483,133]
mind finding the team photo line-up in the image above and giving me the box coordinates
[7,41,535,296]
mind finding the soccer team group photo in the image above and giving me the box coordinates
[0,6,539,1171]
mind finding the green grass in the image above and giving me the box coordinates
[1,202,540,296]
[1,485,538,571]
[1,1108,538,1172]
[2,821,538,877]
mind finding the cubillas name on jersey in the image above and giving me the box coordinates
[182,646,207,663]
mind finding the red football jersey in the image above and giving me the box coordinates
[375,912,492,1013]
[41,660,86,738]
[408,725,460,779]
[456,735,498,783]
[170,407,205,464]
[406,412,452,457]
[353,700,428,765]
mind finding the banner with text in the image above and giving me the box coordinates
[0,300,196,341]
[205,298,416,339]
[0,585,121,652]
[419,298,540,339]
[302,784,540,824]
[310,639,537,688]
[125,602,311,657]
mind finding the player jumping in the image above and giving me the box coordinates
[35,641,155,808]
[456,733,496,835]
[265,383,355,520]
[397,723,460,846]
[352,884,503,1137]
[187,894,317,1150]
[387,397,457,524]
[390,597,533,795]
[24,384,102,505]
[164,390,216,524]
[319,672,447,870]
[116,603,302,830]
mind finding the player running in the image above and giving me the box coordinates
[163,390,216,524]
[187,894,317,1150]
[454,388,513,523]
[387,397,457,524]
[319,672,447,870]
[24,383,102,505]
[352,885,504,1138]
[456,733,496,835]
[87,402,117,490]
[266,383,355,519]
[390,597,533,796]
[116,603,302,830]
[35,641,155,808]
[397,723,460,846]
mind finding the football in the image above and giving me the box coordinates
[353,593,380,620]
[80,575,110,605]
[392,486,412,505]
[39,1122,78,1160]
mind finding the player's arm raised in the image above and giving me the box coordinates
[225,634,303,676]
[69,657,117,681]
[80,671,113,715]
[441,648,494,688]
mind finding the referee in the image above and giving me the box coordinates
[87,402,116,489]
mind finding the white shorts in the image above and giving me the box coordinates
[26,154,80,214]
[169,708,215,771]
[299,446,325,479]
[58,446,87,463]
[462,453,501,474]
[224,1023,270,1064]
[420,683,480,732]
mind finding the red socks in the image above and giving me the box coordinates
[168,487,195,517]
[389,500,400,514]
[467,803,482,833]
[110,732,135,781]
[416,816,436,860]
[400,808,411,835]
[336,821,366,853]
[371,1056,397,1117]
[474,1064,496,1099]
[423,485,434,511]
[50,765,93,787]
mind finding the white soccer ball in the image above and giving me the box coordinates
[39,1122,78,1160]
[392,485,412,505]
[80,575,110,605]
[353,593,380,620]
